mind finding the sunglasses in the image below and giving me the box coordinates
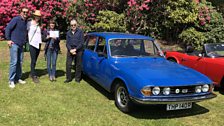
[71,24,77,27]
[23,11,28,14]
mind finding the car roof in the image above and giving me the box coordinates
[87,32,154,40]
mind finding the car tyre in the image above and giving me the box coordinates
[220,77,224,92]
[114,82,133,113]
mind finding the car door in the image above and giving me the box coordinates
[91,37,112,89]
[180,54,206,75]
[202,57,221,84]
[82,35,98,78]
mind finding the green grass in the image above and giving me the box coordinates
[0,41,224,126]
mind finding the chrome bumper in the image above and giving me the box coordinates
[130,93,217,105]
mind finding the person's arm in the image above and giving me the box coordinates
[5,18,17,40]
[42,30,51,42]
[76,30,84,50]
[66,32,72,51]
[5,17,18,47]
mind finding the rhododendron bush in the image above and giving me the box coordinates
[67,0,118,33]
[0,0,223,46]
[0,0,70,40]
[126,0,152,35]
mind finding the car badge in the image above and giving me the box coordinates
[182,89,188,93]
[175,89,180,94]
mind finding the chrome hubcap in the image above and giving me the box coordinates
[117,86,128,107]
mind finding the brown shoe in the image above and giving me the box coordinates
[32,76,40,83]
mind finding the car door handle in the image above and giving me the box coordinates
[91,57,96,60]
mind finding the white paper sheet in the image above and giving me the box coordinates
[49,31,59,38]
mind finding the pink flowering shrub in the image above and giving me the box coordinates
[67,0,116,33]
[126,0,152,35]
[0,0,70,40]
[179,1,224,49]
[198,5,211,26]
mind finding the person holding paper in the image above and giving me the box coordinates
[42,19,60,82]
[64,19,84,83]
[27,10,42,83]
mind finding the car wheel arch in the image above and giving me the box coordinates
[167,57,178,63]
[110,78,128,94]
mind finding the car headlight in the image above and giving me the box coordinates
[163,87,170,95]
[141,87,151,96]
[195,86,202,93]
[202,84,209,92]
[152,87,160,95]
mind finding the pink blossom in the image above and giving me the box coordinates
[91,13,95,17]
[206,16,211,21]
[200,20,206,26]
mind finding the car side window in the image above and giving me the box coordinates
[87,36,97,51]
[96,37,107,54]
[143,40,159,56]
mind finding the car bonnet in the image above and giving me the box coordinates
[113,58,212,87]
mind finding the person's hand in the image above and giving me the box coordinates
[7,41,14,47]
[70,49,76,55]
[52,37,56,40]
[46,35,50,39]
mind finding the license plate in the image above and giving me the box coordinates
[166,102,192,111]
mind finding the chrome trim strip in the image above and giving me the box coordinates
[130,93,217,105]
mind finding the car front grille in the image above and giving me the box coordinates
[169,86,195,95]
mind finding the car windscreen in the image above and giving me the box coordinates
[109,39,163,57]
[205,43,224,57]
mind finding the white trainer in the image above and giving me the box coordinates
[9,81,15,88]
[18,79,26,84]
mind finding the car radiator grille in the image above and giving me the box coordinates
[163,86,197,95]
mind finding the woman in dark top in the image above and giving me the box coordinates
[42,19,60,81]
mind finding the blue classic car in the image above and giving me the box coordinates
[82,32,216,113]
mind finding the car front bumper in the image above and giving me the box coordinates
[130,93,217,105]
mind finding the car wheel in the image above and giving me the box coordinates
[168,58,177,63]
[115,82,133,113]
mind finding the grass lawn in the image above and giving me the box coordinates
[0,41,224,126]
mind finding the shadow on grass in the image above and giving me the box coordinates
[22,69,65,79]
[83,75,114,100]
[218,88,224,95]
[22,69,47,79]
[128,103,209,119]
[55,70,66,78]
[213,87,224,95]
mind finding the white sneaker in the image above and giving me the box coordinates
[9,81,15,88]
[18,79,26,84]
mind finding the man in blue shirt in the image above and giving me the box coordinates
[5,7,28,88]
[64,19,84,83]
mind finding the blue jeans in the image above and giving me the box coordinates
[9,44,24,82]
[46,49,58,77]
